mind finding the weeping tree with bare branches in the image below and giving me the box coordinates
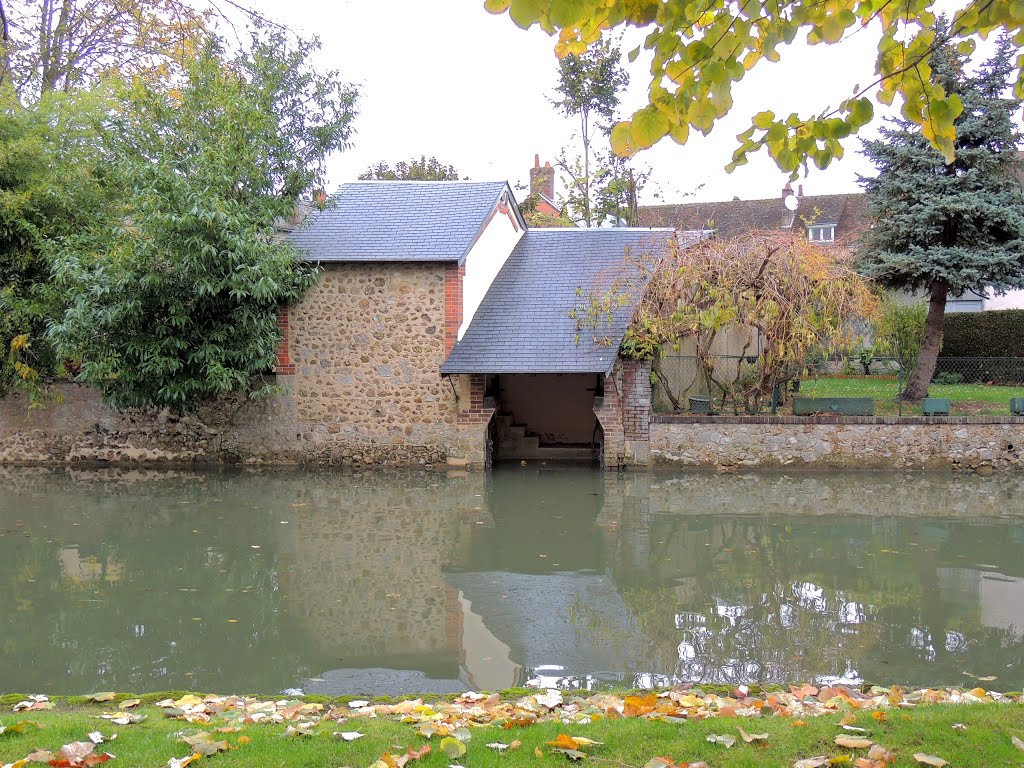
[578,233,877,413]
[642,234,876,411]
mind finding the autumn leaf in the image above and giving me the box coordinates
[1012,735,1024,750]
[88,693,116,703]
[623,694,658,717]
[0,721,44,736]
[912,755,948,767]
[166,756,202,768]
[552,748,587,760]
[835,736,873,749]
[335,732,364,741]
[738,726,768,743]
[705,734,736,748]
[440,737,467,758]
[547,735,583,750]
[791,720,808,728]
[794,758,829,768]
[866,744,895,763]
[871,711,887,722]
[487,740,522,751]
[117,699,141,710]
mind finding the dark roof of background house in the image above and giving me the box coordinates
[287,181,514,262]
[441,228,675,376]
[637,193,871,240]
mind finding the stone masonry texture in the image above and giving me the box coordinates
[0,263,489,467]
[650,417,1024,472]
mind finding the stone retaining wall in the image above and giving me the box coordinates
[0,263,490,468]
[651,415,1024,472]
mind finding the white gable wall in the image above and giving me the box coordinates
[459,201,524,340]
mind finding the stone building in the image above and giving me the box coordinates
[276,180,675,468]
[0,179,672,468]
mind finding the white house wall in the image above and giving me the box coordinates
[459,206,524,340]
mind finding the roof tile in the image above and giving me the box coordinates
[287,181,510,262]
[441,228,675,376]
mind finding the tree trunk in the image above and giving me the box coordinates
[903,279,948,401]
[0,0,9,87]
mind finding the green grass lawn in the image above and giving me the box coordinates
[798,377,1024,416]
[2,690,1023,768]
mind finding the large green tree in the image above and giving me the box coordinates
[0,87,112,402]
[46,28,359,411]
[358,155,463,180]
[858,30,1024,400]
[485,1,1023,174]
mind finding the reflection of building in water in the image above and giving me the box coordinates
[274,467,645,692]
[938,568,1024,637]
[59,546,123,583]
[274,474,489,690]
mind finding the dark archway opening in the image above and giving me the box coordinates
[491,374,602,463]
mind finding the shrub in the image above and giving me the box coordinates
[933,371,963,385]
[940,310,1024,358]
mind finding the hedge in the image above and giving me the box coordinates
[940,309,1024,358]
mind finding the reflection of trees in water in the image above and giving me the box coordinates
[593,510,1024,687]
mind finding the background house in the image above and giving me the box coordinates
[639,183,1022,313]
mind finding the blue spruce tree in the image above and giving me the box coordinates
[858,26,1024,400]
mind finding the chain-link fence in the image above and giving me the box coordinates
[653,354,1024,416]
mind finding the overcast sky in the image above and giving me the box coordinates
[246,0,968,206]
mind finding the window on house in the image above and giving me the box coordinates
[682,228,717,243]
[807,224,836,243]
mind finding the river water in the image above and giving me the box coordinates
[1,466,1022,695]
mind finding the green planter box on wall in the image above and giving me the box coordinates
[922,398,951,416]
[792,397,875,416]
[688,396,712,414]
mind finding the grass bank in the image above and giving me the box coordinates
[800,377,1022,416]
[2,687,1023,768]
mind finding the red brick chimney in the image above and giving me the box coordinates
[530,154,555,201]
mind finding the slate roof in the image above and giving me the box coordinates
[637,193,871,241]
[287,181,513,262]
[441,228,675,376]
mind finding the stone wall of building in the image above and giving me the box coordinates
[651,415,1024,472]
[0,263,490,467]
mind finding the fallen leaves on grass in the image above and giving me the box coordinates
[912,754,948,767]
[1012,735,1024,750]
[0,721,44,737]
[12,696,54,713]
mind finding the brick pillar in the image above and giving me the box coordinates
[444,264,465,356]
[620,359,652,464]
[274,307,295,375]
[594,359,651,467]
[457,374,494,425]
[594,366,624,467]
